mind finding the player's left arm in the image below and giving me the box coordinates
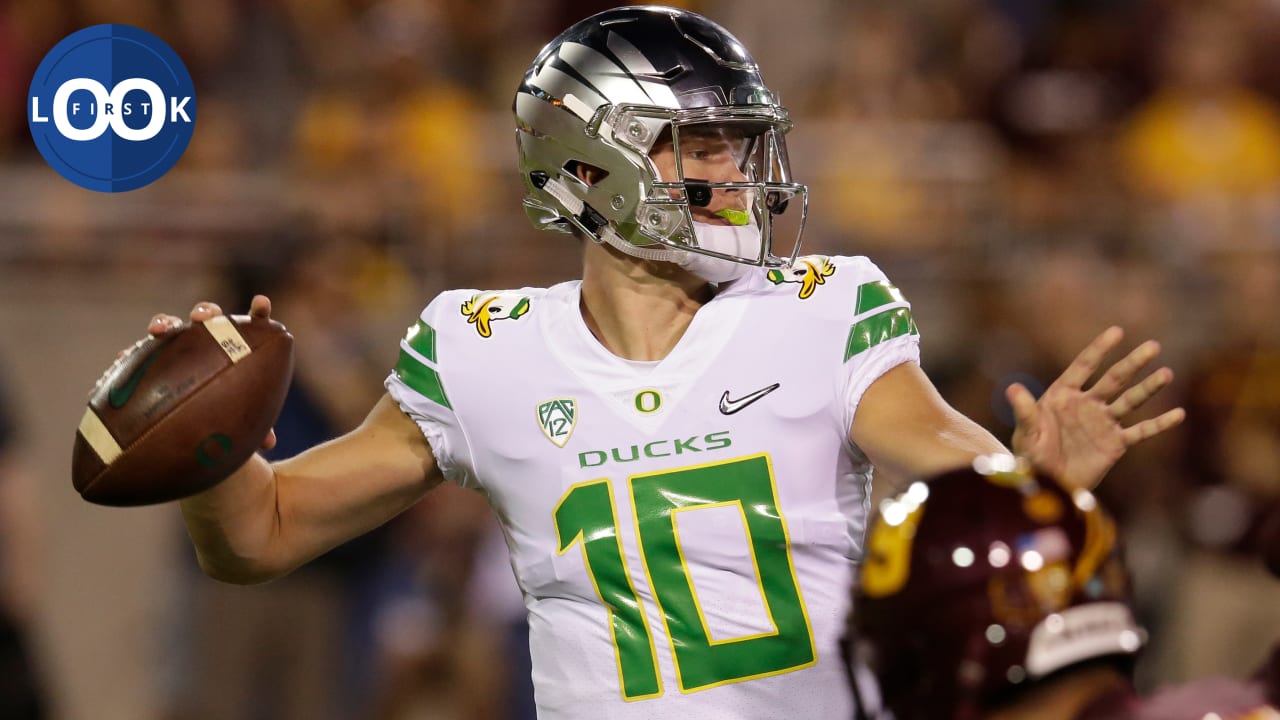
[851,326,1185,488]
[851,361,1007,482]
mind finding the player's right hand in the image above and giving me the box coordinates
[146,295,279,450]
[148,294,273,337]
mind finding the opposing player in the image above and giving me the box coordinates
[153,7,1183,718]
[851,457,1280,720]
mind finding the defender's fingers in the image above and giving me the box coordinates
[1006,382,1040,429]
[249,294,272,319]
[261,428,277,451]
[189,302,224,322]
[1056,326,1125,390]
[1121,407,1186,446]
[1108,367,1173,418]
[1089,340,1161,401]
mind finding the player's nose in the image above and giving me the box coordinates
[706,162,747,203]
[710,158,748,184]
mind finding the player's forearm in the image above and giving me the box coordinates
[179,453,289,584]
[265,426,439,565]
[179,395,439,584]
[854,363,1010,481]
[886,413,1008,480]
[855,388,1007,480]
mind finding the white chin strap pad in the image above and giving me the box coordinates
[678,221,762,283]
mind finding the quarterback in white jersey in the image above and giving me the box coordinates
[386,255,914,717]
[154,6,1184,720]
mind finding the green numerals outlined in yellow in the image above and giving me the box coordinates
[552,454,816,701]
[554,479,662,700]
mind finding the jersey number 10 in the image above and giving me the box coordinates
[553,453,817,700]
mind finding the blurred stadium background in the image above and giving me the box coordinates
[0,0,1278,718]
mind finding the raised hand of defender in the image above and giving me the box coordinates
[147,295,279,451]
[1008,326,1185,489]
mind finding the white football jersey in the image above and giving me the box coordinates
[385,255,920,719]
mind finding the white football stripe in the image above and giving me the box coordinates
[203,316,252,364]
[78,408,122,465]
[561,93,596,122]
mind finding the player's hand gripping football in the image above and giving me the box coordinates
[149,295,279,451]
[1007,326,1185,489]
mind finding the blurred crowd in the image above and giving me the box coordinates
[1,0,1280,718]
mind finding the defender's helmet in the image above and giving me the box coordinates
[513,5,807,277]
[852,456,1145,720]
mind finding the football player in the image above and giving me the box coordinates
[152,7,1184,718]
[851,456,1280,720]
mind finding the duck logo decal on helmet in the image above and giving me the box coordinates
[513,5,808,278]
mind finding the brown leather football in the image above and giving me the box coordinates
[72,315,294,506]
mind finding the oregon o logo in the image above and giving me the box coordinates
[27,24,196,192]
[195,433,233,468]
[634,390,662,414]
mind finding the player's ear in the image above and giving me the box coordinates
[570,161,608,186]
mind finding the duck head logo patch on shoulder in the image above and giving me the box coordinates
[537,398,576,448]
[766,256,835,300]
[461,293,531,338]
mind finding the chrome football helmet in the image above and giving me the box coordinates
[514,5,807,279]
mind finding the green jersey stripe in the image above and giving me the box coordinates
[845,307,918,361]
[854,280,906,315]
[395,349,452,409]
[405,319,438,362]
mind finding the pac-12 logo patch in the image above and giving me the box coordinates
[28,24,197,192]
[537,398,576,447]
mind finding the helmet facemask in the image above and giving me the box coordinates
[609,105,808,281]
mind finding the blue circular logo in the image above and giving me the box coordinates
[27,24,197,193]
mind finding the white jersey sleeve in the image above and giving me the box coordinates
[384,291,478,488]
[827,256,922,434]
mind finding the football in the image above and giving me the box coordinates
[72,315,294,506]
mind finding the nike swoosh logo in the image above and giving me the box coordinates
[719,383,780,415]
[108,345,163,409]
